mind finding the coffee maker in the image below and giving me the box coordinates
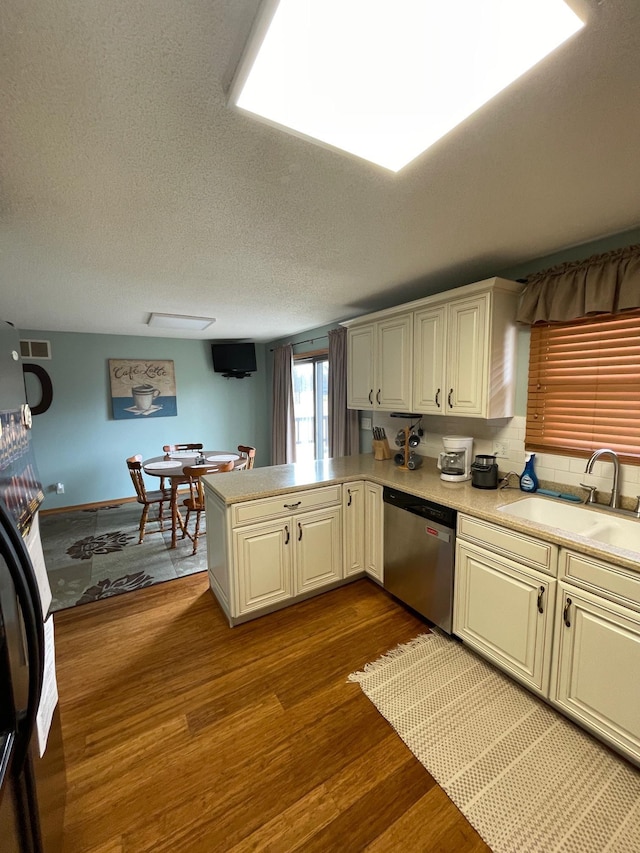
[437,436,473,482]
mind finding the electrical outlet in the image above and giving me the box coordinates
[361,417,372,431]
[492,441,509,458]
[56,482,65,494]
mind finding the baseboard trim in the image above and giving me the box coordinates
[40,496,139,516]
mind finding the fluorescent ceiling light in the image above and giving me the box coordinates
[230,0,585,172]
[147,313,216,331]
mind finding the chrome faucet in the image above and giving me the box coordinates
[584,449,620,509]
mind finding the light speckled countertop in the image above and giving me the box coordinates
[203,454,640,574]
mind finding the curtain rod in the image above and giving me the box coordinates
[269,333,330,352]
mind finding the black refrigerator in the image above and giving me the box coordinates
[0,319,65,853]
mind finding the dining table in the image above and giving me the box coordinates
[143,449,246,548]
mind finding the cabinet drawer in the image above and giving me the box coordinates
[232,485,342,526]
[560,550,640,613]
[458,514,557,576]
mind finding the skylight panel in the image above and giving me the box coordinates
[230,0,585,172]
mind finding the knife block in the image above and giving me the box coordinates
[372,438,392,460]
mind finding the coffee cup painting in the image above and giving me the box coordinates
[108,359,177,419]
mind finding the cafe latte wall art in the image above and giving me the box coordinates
[108,359,177,419]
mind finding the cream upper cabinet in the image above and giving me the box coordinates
[345,277,520,418]
[413,305,446,414]
[347,313,413,411]
[413,282,519,418]
[446,294,488,416]
[346,325,375,409]
[376,314,413,410]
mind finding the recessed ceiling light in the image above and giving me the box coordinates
[147,313,216,331]
[230,0,585,172]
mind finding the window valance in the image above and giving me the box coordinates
[517,243,640,325]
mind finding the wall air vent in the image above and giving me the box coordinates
[20,339,51,359]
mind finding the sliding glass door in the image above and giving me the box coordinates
[292,354,328,463]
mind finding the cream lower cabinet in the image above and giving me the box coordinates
[343,480,383,583]
[343,481,365,577]
[205,483,344,625]
[233,519,293,614]
[294,507,343,595]
[364,481,383,583]
[234,506,342,617]
[454,515,557,696]
[550,551,640,764]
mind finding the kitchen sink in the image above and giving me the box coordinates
[497,496,640,553]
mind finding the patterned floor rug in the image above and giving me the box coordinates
[40,502,207,611]
[349,632,640,853]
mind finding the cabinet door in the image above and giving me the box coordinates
[551,584,640,763]
[234,520,293,615]
[343,482,365,577]
[206,492,231,613]
[413,305,446,414]
[376,314,413,411]
[454,540,556,694]
[364,481,383,583]
[446,294,489,416]
[347,325,374,409]
[295,507,343,594]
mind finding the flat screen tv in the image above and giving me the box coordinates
[211,342,257,378]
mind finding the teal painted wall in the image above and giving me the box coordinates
[19,226,640,506]
[22,331,269,509]
[265,226,640,428]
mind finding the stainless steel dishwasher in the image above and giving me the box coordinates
[383,487,457,634]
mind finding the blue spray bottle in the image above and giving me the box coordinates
[520,452,539,492]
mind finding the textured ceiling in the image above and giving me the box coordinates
[1,0,639,341]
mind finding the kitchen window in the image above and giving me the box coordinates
[292,352,328,463]
[525,309,640,463]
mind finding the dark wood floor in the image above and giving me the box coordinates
[54,574,491,852]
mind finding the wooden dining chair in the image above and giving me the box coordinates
[126,455,172,544]
[181,461,234,555]
[162,443,203,453]
[237,445,256,469]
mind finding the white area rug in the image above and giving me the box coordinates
[348,632,640,853]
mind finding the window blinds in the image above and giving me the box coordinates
[526,310,640,462]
